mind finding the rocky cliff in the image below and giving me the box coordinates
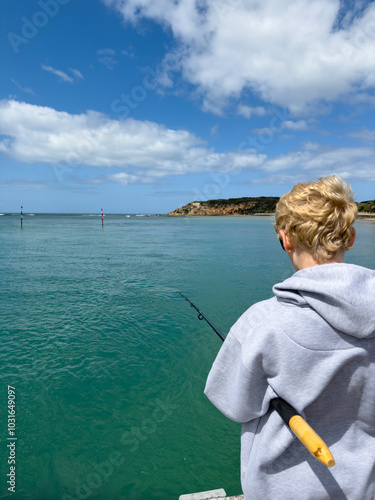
[167,197,279,216]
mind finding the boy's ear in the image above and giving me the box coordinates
[279,229,294,253]
[349,227,356,248]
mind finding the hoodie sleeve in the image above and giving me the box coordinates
[204,307,276,423]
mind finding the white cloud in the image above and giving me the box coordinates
[97,48,118,69]
[259,146,375,183]
[42,65,74,83]
[122,48,135,58]
[98,48,116,55]
[237,104,267,119]
[91,172,141,185]
[210,124,219,137]
[302,141,320,151]
[253,120,309,134]
[102,0,375,114]
[0,180,51,189]
[282,120,309,131]
[0,100,265,180]
[11,79,36,96]
[347,128,375,141]
[69,68,84,80]
[1,100,374,185]
[42,65,84,83]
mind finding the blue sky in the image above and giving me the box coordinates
[1,0,375,214]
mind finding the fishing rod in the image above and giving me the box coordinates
[177,292,225,341]
[178,292,335,468]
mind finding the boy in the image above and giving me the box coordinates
[204,176,375,499]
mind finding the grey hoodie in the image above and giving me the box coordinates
[204,263,375,500]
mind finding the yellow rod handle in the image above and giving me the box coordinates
[289,415,335,467]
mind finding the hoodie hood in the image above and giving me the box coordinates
[273,263,375,338]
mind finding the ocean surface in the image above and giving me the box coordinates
[1,214,375,500]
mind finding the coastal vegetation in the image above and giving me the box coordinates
[167,197,280,216]
[168,196,375,216]
[358,200,375,213]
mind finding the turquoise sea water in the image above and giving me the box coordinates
[1,214,375,500]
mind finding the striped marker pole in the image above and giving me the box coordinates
[20,206,23,228]
[101,208,103,227]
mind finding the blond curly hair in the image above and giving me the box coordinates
[274,176,357,263]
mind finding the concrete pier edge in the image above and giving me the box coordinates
[179,489,244,500]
